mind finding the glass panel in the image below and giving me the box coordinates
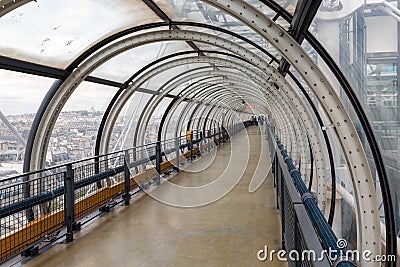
[51,82,118,162]
[178,102,199,136]
[145,62,214,91]
[271,0,297,14]
[165,102,187,139]
[245,0,283,16]
[167,64,213,95]
[154,0,212,23]
[313,0,400,242]
[156,0,287,60]
[163,40,193,55]
[145,98,173,143]
[112,92,153,151]
[0,70,54,115]
[275,16,291,30]
[155,0,291,22]
[91,41,192,83]
[182,29,278,62]
[287,69,358,245]
[0,0,162,68]
[62,82,117,112]
[0,70,54,171]
[366,63,397,109]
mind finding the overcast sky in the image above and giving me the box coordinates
[0,70,52,115]
[0,69,121,115]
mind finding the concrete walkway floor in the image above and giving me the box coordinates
[22,127,285,267]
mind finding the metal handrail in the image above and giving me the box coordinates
[0,122,248,263]
[0,134,193,184]
[269,126,354,266]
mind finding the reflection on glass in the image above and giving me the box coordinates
[51,82,118,161]
[0,70,53,168]
[0,0,161,68]
[313,0,400,238]
[92,41,191,83]
[156,0,288,61]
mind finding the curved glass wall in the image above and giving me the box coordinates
[164,102,187,140]
[144,98,173,143]
[312,0,400,237]
[0,0,397,262]
[0,70,53,170]
[111,91,153,151]
[0,0,162,68]
[287,69,359,245]
[91,41,192,83]
[0,70,54,115]
[50,82,118,163]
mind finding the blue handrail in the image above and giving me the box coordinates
[276,137,354,267]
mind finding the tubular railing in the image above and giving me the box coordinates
[0,121,249,263]
[267,126,355,266]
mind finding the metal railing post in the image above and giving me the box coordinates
[64,164,75,243]
[198,132,203,156]
[155,141,161,185]
[213,128,216,145]
[123,150,131,206]
[190,132,193,162]
[133,147,139,174]
[94,155,102,189]
[208,130,211,151]
[175,137,180,172]
[22,174,34,222]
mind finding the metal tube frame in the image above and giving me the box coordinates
[200,0,381,258]
[20,19,381,258]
